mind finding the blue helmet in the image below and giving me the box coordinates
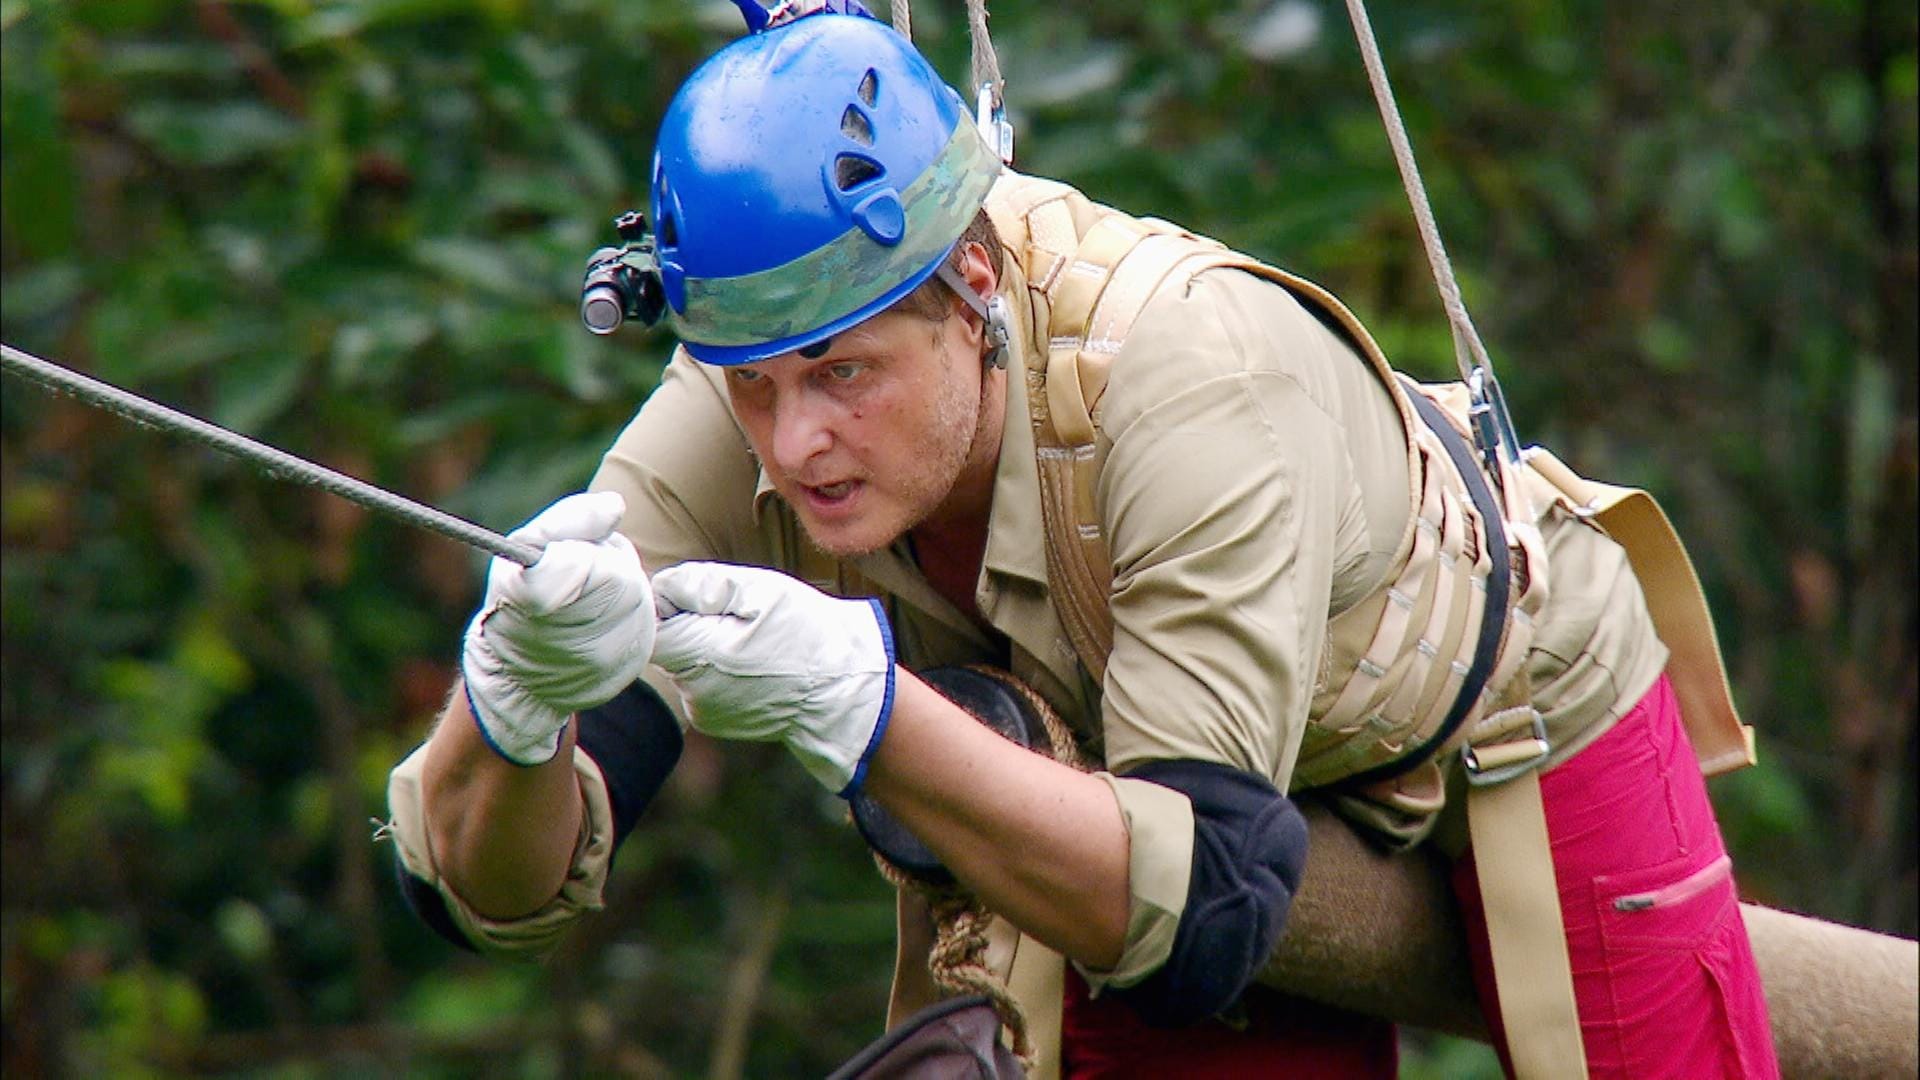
[650,11,1003,364]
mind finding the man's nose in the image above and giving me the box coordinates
[767,392,834,475]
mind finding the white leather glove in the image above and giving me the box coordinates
[649,562,896,797]
[461,491,657,765]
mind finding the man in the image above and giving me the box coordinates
[386,8,1778,1077]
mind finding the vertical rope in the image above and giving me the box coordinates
[1341,0,1493,386]
[873,859,1035,1065]
[965,0,1002,100]
[890,0,910,40]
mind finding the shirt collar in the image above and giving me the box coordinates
[752,458,779,520]
[980,259,1049,589]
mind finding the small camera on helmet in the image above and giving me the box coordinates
[580,211,666,335]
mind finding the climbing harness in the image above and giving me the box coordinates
[1335,6,1756,1075]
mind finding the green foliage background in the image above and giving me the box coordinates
[2,0,1913,1075]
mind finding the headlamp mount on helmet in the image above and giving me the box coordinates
[584,211,1013,370]
[579,210,666,336]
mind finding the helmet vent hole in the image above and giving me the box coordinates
[857,68,878,106]
[658,212,677,247]
[834,153,883,191]
[840,105,874,146]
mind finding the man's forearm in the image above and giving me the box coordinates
[862,671,1132,968]
[421,683,584,919]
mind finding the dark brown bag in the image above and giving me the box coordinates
[825,995,1025,1080]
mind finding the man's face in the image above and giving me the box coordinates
[724,304,996,558]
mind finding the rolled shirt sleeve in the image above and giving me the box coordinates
[384,741,620,960]
[1073,772,1196,993]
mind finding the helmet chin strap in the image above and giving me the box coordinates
[935,260,1010,370]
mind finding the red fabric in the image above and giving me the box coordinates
[1060,967,1397,1079]
[1451,673,1779,1079]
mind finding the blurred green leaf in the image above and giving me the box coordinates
[97,41,239,82]
[1637,317,1696,374]
[125,100,305,167]
[413,235,545,300]
[0,260,82,325]
[215,899,275,963]
[290,775,334,844]
[210,341,313,433]
[402,967,540,1040]
[0,9,78,257]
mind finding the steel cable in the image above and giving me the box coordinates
[2,343,542,566]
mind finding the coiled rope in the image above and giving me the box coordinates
[866,666,1090,1067]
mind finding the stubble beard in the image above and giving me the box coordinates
[802,343,991,561]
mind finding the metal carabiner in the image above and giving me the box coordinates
[975,82,1014,165]
[1467,364,1524,485]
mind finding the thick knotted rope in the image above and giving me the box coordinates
[868,666,1090,1067]
[964,0,1003,104]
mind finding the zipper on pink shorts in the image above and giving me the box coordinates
[1612,854,1732,912]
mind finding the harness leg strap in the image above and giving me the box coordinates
[1466,765,1589,1080]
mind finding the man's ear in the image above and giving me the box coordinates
[956,240,998,304]
[934,243,1009,368]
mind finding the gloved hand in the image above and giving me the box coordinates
[649,562,896,797]
[461,491,657,765]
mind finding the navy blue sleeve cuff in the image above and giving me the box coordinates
[574,678,684,851]
[1106,759,1309,1028]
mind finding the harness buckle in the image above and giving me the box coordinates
[1463,708,1551,786]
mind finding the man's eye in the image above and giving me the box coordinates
[729,368,766,385]
[826,362,863,381]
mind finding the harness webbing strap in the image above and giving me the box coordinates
[1524,448,1756,777]
[1338,384,1510,789]
[1466,764,1590,1080]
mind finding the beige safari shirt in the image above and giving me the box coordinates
[384,211,1668,1072]
[587,256,1667,988]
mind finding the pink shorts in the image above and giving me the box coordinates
[1452,673,1779,1078]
